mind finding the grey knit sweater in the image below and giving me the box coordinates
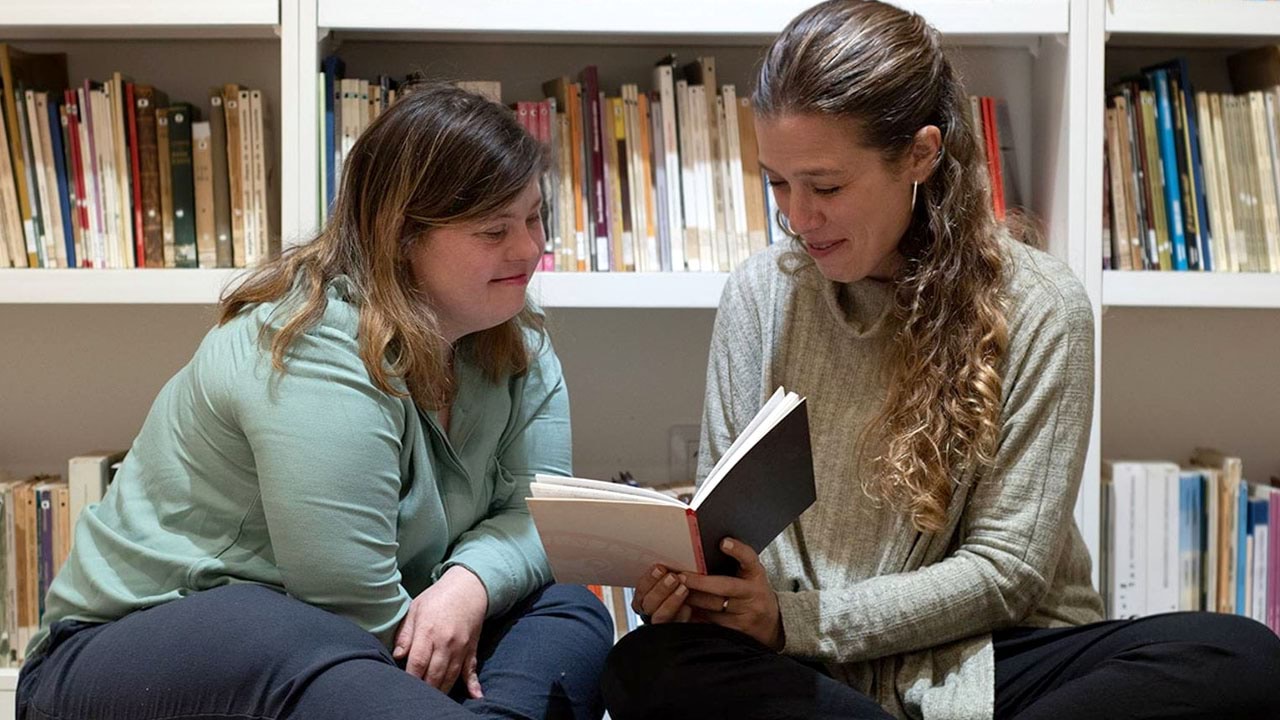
[696,237,1104,720]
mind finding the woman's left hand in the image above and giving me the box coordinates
[680,538,785,651]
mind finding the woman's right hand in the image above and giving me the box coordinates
[631,565,694,624]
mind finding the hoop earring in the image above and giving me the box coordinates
[911,181,919,213]
[775,209,798,238]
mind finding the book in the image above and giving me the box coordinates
[527,387,815,587]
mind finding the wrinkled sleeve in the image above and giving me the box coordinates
[238,320,411,649]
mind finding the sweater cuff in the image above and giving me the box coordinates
[433,551,517,620]
[776,590,823,657]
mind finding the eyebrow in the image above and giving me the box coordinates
[757,161,845,179]
[491,198,544,220]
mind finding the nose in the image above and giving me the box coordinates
[508,221,543,262]
[784,193,824,235]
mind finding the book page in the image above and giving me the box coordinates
[527,498,700,586]
[704,386,786,483]
[693,388,801,509]
[532,474,686,507]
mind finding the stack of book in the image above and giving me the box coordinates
[1103,47,1280,273]
[318,56,1020,274]
[0,44,276,270]
[1102,449,1279,636]
[0,451,122,666]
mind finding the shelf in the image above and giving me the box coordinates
[0,269,248,304]
[531,272,727,309]
[1102,270,1280,309]
[0,270,729,308]
[320,0,1069,43]
[0,0,280,39]
[1106,0,1280,44]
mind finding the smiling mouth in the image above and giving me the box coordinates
[492,273,528,283]
[805,239,845,251]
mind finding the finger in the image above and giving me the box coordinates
[426,647,459,692]
[684,588,730,613]
[466,655,484,699]
[679,572,751,598]
[720,538,763,578]
[405,636,433,679]
[674,604,693,624]
[639,572,681,616]
[633,566,666,609]
[393,612,416,661]
[649,582,688,624]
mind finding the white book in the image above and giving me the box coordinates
[529,388,814,587]
[1104,461,1146,619]
[1143,462,1180,616]
[68,450,126,529]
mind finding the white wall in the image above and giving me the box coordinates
[0,305,716,484]
[1101,306,1280,483]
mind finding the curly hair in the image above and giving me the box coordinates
[219,82,548,411]
[755,0,1024,531]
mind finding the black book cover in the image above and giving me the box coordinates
[694,400,816,576]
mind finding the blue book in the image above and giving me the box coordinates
[1237,482,1248,615]
[1147,58,1214,271]
[1148,70,1190,271]
[46,95,76,268]
[320,55,345,219]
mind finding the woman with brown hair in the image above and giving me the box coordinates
[605,2,1280,718]
[17,83,611,720]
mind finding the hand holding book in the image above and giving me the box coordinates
[634,537,786,651]
[528,387,816,587]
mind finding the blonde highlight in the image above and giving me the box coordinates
[757,0,1026,532]
[219,83,547,411]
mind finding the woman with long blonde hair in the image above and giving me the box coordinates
[608,2,1280,718]
[19,83,611,720]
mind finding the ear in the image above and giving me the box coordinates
[906,125,943,183]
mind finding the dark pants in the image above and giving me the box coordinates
[18,582,613,720]
[602,612,1280,719]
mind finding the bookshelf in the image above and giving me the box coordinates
[1103,271,1280,308]
[1097,0,1280,574]
[4,0,1280,702]
[0,269,731,307]
[1106,0,1280,39]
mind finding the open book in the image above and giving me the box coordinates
[528,388,816,587]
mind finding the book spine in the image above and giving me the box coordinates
[685,509,707,574]
[168,105,197,268]
[135,86,164,268]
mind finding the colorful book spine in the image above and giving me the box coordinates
[1149,70,1190,271]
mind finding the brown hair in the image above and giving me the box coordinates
[755,0,1023,531]
[220,82,548,411]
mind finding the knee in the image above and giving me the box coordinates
[603,624,686,689]
[1173,614,1280,710]
[536,584,614,642]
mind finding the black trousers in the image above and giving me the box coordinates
[18,583,613,720]
[602,612,1280,719]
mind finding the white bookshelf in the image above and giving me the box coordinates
[0,0,279,39]
[1106,0,1280,39]
[3,1,1280,701]
[1096,1,1280,534]
[1103,271,1280,309]
[319,0,1068,39]
[0,269,730,307]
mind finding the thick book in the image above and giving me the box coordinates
[528,388,815,587]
